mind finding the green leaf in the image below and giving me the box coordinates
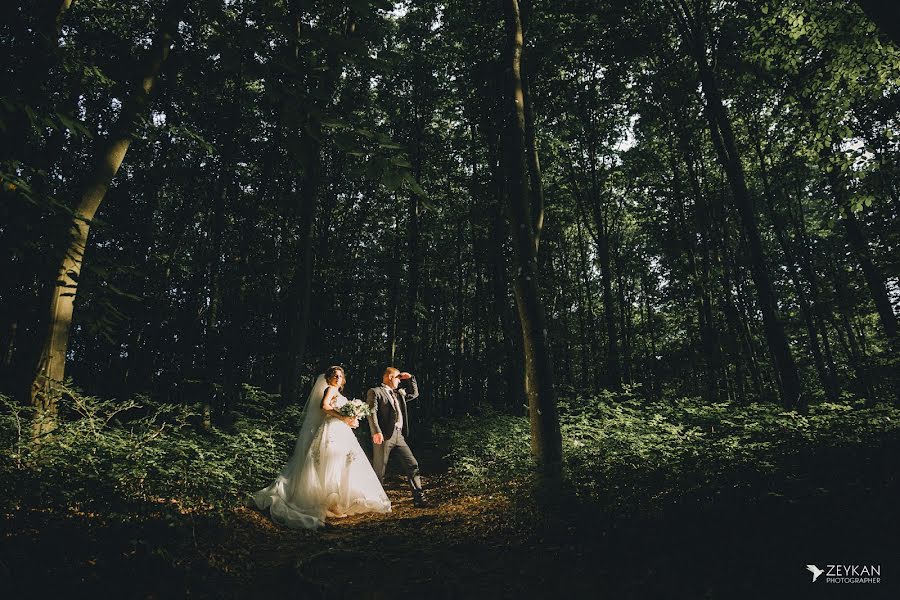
[332,131,358,152]
[319,117,347,129]
[365,156,386,180]
[389,156,412,169]
[382,169,403,192]
[420,195,438,211]
[403,173,426,198]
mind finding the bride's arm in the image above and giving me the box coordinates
[321,387,354,425]
[366,388,382,437]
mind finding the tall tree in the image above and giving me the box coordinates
[280,6,359,405]
[28,0,186,437]
[500,0,562,473]
[665,0,805,411]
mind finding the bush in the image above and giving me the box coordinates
[432,391,900,515]
[0,384,304,515]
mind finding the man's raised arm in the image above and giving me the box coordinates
[399,373,418,402]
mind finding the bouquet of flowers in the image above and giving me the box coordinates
[338,398,372,419]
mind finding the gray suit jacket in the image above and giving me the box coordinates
[366,376,418,440]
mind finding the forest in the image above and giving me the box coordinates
[1,0,898,597]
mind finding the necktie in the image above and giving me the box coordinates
[390,388,402,429]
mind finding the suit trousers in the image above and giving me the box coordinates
[373,428,422,491]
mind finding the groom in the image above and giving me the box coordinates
[366,367,428,507]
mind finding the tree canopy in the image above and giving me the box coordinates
[1,0,897,441]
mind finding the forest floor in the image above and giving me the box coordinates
[2,436,898,599]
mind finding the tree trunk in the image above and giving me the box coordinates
[501,0,561,474]
[751,132,839,401]
[798,88,898,348]
[615,252,632,386]
[789,188,841,393]
[406,60,425,367]
[720,217,766,402]
[455,218,466,408]
[279,8,358,404]
[695,56,804,412]
[827,257,876,399]
[574,221,592,387]
[567,161,621,390]
[202,158,233,428]
[406,194,421,362]
[665,0,803,408]
[675,143,721,401]
[280,145,320,405]
[521,51,544,252]
[641,271,659,400]
[386,210,401,365]
[596,222,620,390]
[824,161,898,348]
[28,0,184,438]
[489,175,526,412]
[694,150,726,399]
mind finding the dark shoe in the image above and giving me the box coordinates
[412,490,430,508]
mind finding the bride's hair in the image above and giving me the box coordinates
[325,365,345,391]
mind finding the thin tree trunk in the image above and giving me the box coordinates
[674,144,720,401]
[695,57,804,411]
[665,0,803,409]
[834,180,898,346]
[720,220,766,401]
[502,0,561,474]
[576,218,601,392]
[202,156,233,428]
[615,252,632,386]
[455,218,466,408]
[280,8,358,404]
[386,210,401,365]
[800,91,898,347]
[122,117,174,393]
[596,216,620,390]
[492,209,526,412]
[406,61,424,367]
[828,257,876,399]
[751,132,839,401]
[280,145,319,405]
[483,118,526,413]
[693,146,728,397]
[573,222,591,386]
[788,190,840,391]
[471,234,484,410]
[642,271,659,400]
[567,160,621,390]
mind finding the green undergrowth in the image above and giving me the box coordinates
[432,388,900,515]
[2,384,898,521]
[0,384,301,515]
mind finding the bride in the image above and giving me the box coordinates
[253,366,391,528]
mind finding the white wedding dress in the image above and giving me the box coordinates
[253,375,391,529]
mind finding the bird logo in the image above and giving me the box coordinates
[806,564,825,582]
